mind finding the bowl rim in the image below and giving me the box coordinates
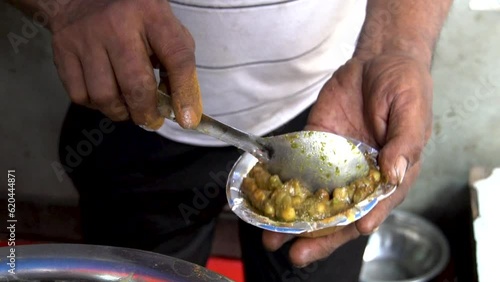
[359,209,451,282]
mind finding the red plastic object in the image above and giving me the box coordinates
[206,257,245,282]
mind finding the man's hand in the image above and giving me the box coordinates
[263,53,432,267]
[13,0,203,130]
[262,0,452,268]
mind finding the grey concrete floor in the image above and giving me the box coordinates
[0,0,499,241]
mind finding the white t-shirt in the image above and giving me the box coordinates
[154,0,367,146]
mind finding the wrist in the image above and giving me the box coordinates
[352,0,453,69]
[6,0,70,33]
[353,33,433,68]
[44,1,74,33]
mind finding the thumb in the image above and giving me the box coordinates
[147,12,202,129]
[378,90,432,186]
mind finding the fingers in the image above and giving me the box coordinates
[147,13,202,129]
[288,225,360,268]
[80,46,130,121]
[356,161,421,235]
[377,88,431,185]
[52,47,91,107]
[263,225,361,268]
[107,34,164,130]
[262,231,295,252]
[363,58,433,185]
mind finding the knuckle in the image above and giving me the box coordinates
[108,110,129,122]
[318,239,335,257]
[68,92,88,105]
[122,77,156,105]
[51,34,64,51]
[108,100,128,116]
[162,40,195,70]
[89,92,115,107]
[180,25,196,49]
[51,38,66,68]
[409,142,425,164]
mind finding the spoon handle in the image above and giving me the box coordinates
[157,89,269,162]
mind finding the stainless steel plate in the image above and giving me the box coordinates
[359,210,450,282]
[0,243,233,281]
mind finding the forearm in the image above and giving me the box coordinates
[354,0,453,67]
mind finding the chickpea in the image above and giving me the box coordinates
[268,175,283,190]
[280,206,296,221]
[284,179,302,196]
[331,198,349,214]
[315,189,330,201]
[369,169,381,182]
[242,178,257,193]
[316,202,327,214]
[354,178,367,189]
[291,196,303,207]
[273,190,287,206]
[281,195,292,208]
[353,185,371,203]
[307,202,327,220]
[333,187,348,202]
[347,184,356,201]
[362,178,372,189]
[263,202,275,217]
[252,189,267,206]
[252,165,271,189]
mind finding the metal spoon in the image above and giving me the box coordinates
[156,89,370,192]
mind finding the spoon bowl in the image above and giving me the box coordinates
[258,131,370,192]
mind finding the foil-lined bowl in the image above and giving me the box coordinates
[226,134,397,237]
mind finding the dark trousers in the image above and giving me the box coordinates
[58,103,368,282]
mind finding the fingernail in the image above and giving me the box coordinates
[181,107,197,129]
[139,124,155,132]
[367,227,380,235]
[141,115,164,131]
[395,156,408,185]
[152,116,165,130]
[121,111,130,120]
[294,263,309,269]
